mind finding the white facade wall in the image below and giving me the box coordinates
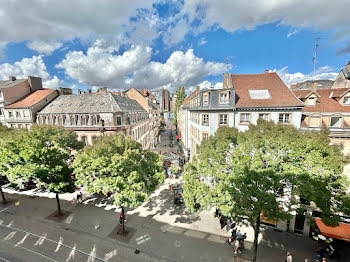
[234,110,302,132]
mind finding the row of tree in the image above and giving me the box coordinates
[183,121,350,262]
[0,125,164,216]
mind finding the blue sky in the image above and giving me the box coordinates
[0,0,349,93]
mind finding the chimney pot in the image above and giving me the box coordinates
[264,70,270,74]
[9,76,16,81]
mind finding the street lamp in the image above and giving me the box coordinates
[100,119,105,136]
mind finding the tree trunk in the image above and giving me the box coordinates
[0,186,6,204]
[252,212,261,262]
[56,192,62,216]
[122,206,125,233]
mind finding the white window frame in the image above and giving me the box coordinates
[258,113,269,121]
[330,117,342,128]
[279,113,291,124]
[343,96,350,105]
[219,92,229,104]
[203,93,209,105]
[219,114,228,126]
[202,114,209,125]
[240,113,250,124]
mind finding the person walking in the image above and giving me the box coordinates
[228,227,237,245]
[236,230,242,242]
[233,240,241,254]
[285,251,292,262]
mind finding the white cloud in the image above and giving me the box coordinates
[57,42,229,90]
[287,28,299,38]
[177,0,350,42]
[27,41,63,55]
[198,37,207,46]
[0,56,62,89]
[163,19,190,45]
[0,0,156,50]
[275,66,338,87]
[197,80,222,89]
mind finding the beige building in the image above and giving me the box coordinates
[125,88,160,149]
[4,89,59,129]
[0,76,43,126]
[37,92,151,148]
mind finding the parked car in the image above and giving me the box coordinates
[173,186,184,205]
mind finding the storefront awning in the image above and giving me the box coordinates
[315,218,350,242]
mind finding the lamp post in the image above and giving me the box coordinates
[100,119,105,137]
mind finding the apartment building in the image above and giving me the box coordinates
[178,71,304,160]
[37,92,151,148]
[0,76,43,126]
[291,62,350,154]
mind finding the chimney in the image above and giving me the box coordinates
[264,70,270,74]
[9,76,16,81]
[223,73,227,88]
[87,89,92,94]
[196,86,200,94]
[98,87,108,93]
[311,81,318,92]
[58,87,72,95]
[28,76,42,92]
[227,73,233,88]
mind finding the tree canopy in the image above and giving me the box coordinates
[173,86,186,126]
[0,125,83,213]
[183,121,350,262]
[73,133,164,208]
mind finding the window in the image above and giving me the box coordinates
[116,115,122,126]
[203,93,209,105]
[344,97,350,105]
[202,132,209,140]
[219,92,228,104]
[306,97,316,106]
[259,113,269,121]
[219,114,228,125]
[8,111,13,118]
[23,110,29,118]
[81,116,86,125]
[330,117,341,128]
[16,111,20,118]
[202,114,209,125]
[18,124,22,128]
[240,113,250,124]
[279,113,290,124]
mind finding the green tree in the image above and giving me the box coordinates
[72,134,164,231]
[183,121,349,262]
[0,125,83,215]
[173,86,186,126]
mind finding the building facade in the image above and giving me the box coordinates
[37,93,151,148]
[3,89,59,129]
[291,63,350,155]
[161,89,170,112]
[0,76,43,126]
[125,88,160,149]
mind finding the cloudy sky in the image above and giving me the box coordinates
[0,0,349,93]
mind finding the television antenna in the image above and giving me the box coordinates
[312,37,321,81]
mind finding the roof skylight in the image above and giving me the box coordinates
[248,89,271,99]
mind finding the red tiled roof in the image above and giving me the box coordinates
[140,88,156,100]
[5,89,56,108]
[330,88,349,98]
[231,72,304,108]
[293,88,350,113]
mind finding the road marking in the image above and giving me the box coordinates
[136,234,151,245]
[54,236,63,252]
[15,232,30,246]
[104,249,117,260]
[6,221,13,227]
[65,214,74,224]
[0,208,8,213]
[0,255,11,262]
[34,232,47,246]
[4,231,16,240]
[87,244,96,262]
[66,244,76,262]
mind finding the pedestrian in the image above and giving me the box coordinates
[285,251,292,262]
[77,191,83,202]
[236,230,242,242]
[233,240,241,254]
[228,228,237,245]
[215,208,220,218]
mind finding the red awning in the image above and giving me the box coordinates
[315,218,350,242]
[175,134,180,139]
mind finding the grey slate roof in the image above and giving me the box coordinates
[0,79,27,89]
[342,67,350,80]
[292,80,334,90]
[38,93,146,114]
[188,89,235,111]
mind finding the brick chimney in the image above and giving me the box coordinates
[58,87,72,95]
[9,76,16,81]
[98,87,108,93]
[311,81,318,92]
[87,89,92,94]
[264,70,270,74]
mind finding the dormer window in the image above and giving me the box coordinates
[306,97,316,106]
[219,92,229,104]
[203,93,209,105]
[343,97,350,105]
